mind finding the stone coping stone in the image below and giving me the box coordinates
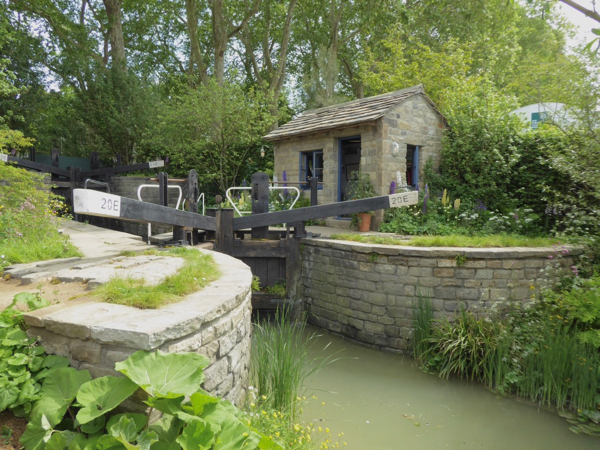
[23,250,251,351]
[302,238,584,259]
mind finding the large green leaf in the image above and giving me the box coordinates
[115,351,209,398]
[76,376,138,425]
[108,416,159,450]
[106,413,148,433]
[19,414,53,450]
[30,367,91,427]
[214,421,261,450]
[188,391,219,416]
[146,396,184,415]
[176,419,215,450]
[0,385,19,410]
[149,415,183,450]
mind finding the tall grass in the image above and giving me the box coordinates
[516,324,600,411]
[251,307,333,422]
[412,294,434,364]
[416,301,600,424]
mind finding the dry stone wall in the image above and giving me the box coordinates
[301,239,581,353]
[23,251,253,405]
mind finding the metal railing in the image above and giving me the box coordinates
[137,184,183,244]
[225,185,301,217]
[83,179,110,192]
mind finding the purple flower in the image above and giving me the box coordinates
[283,171,288,195]
[390,181,396,194]
[476,200,487,211]
[242,179,247,187]
[548,255,554,259]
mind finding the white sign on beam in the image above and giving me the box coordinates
[0,154,8,162]
[388,190,419,208]
[73,189,121,218]
[148,160,165,169]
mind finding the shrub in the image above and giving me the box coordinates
[0,163,80,270]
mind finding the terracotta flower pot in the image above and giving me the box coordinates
[358,213,372,232]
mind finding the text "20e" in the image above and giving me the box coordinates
[101,197,119,211]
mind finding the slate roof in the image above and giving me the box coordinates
[264,85,445,141]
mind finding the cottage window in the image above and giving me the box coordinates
[300,150,323,188]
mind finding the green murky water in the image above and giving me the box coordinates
[302,331,600,450]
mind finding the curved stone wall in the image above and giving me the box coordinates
[24,250,252,405]
[301,239,582,353]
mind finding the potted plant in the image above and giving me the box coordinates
[348,171,376,232]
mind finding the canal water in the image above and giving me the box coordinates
[302,330,600,450]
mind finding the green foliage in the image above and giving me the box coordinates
[264,281,286,298]
[0,163,80,270]
[0,293,70,418]
[20,350,282,450]
[413,282,600,435]
[93,248,220,309]
[140,80,277,193]
[251,308,333,422]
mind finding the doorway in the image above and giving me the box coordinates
[338,136,361,202]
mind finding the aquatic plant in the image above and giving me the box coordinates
[251,307,333,422]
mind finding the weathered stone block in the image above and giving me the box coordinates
[486,261,502,269]
[203,358,229,391]
[434,287,456,299]
[69,339,102,364]
[455,269,475,279]
[408,267,432,277]
[475,269,494,280]
[456,288,480,300]
[218,333,237,358]
[433,268,455,278]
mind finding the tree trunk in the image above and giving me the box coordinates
[103,0,127,71]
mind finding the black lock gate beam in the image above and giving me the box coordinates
[72,189,217,231]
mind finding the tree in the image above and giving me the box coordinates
[141,80,277,192]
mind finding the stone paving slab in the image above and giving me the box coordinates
[23,251,251,351]
[5,255,185,286]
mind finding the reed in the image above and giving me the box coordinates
[251,307,333,422]
[412,293,434,364]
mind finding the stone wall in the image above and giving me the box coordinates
[301,239,581,353]
[23,251,253,405]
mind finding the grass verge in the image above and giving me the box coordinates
[93,248,220,308]
[330,233,563,247]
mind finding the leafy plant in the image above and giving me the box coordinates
[264,280,286,298]
[0,163,80,271]
[21,350,282,450]
[251,308,334,422]
[0,293,70,418]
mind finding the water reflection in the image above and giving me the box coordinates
[302,329,599,450]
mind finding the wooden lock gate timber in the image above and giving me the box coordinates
[73,172,418,308]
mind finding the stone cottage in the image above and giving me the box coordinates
[264,85,446,228]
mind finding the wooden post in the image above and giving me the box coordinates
[90,152,100,170]
[251,172,270,239]
[29,147,36,162]
[215,208,234,254]
[310,176,318,206]
[205,208,217,240]
[187,169,199,213]
[51,148,59,169]
[158,172,168,207]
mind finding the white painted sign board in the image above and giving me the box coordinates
[0,154,8,162]
[73,189,121,218]
[148,160,165,169]
[388,190,418,208]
